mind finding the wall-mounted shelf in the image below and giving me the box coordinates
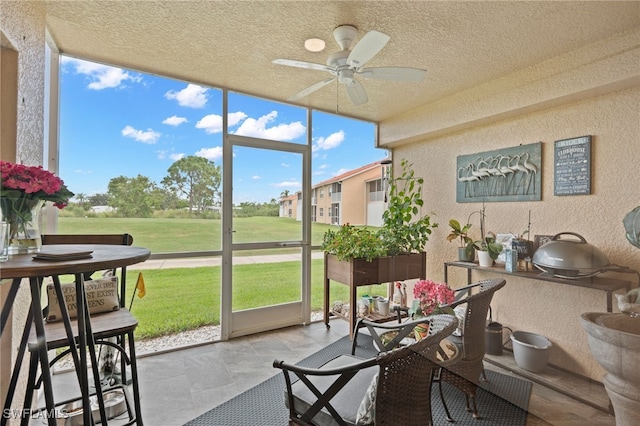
[444,261,631,312]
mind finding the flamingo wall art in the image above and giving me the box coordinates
[456,142,542,202]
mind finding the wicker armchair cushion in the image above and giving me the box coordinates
[287,355,377,426]
[355,373,378,425]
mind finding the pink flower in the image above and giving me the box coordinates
[1,160,73,210]
[413,279,455,316]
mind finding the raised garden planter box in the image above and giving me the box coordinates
[324,252,426,335]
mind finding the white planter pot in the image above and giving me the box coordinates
[477,250,492,267]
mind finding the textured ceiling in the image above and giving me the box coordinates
[43,0,639,123]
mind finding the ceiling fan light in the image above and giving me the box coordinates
[304,38,326,52]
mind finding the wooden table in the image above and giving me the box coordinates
[1,245,150,426]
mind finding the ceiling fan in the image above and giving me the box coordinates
[273,25,426,106]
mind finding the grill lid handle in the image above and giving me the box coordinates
[551,232,587,244]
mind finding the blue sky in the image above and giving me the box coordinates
[59,57,386,203]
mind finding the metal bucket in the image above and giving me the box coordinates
[485,322,504,355]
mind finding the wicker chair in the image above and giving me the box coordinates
[435,278,506,421]
[273,314,458,426]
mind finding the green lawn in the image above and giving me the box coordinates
[124,261,387,340]
[57,217,386,340]
[57,216,335,253]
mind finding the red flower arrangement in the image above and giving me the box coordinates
[1,161,73,208]
[412,279,456,316]
[1,161,74,245]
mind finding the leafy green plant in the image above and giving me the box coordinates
[471,204,503,260]
[378,159,437,255]
[321,224,385,261]
[447,219,474,248]
[322,159,437,260]
[477,231,503,260]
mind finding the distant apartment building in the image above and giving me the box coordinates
[279,192,300,219]
[280,161,386,227]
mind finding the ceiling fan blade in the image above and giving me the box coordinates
[288,77,336,101]
[273,59,334,73]
[345,79,368,106]
[346,30,390,70]
[358,67,426,82]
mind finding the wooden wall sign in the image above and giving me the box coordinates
[554,135,591,196]
[456,142,542,203]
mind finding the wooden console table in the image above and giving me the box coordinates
[444,261,631,313]
[324,252,426,336]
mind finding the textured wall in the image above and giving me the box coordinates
[391,84,640,381]
[379,29,640,381]
[0,0,47,410]
[1,0,46,166]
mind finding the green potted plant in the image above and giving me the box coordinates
[321,224,385,262]
[322,159,437,332]
[322,159,436,282]
[447,219,475,262]
[472,205,503,266]
[376,159,437,256]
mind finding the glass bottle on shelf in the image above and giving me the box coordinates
[392,282,402,309]
[401,283,408,307]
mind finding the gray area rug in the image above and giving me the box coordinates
[184,334,532,425]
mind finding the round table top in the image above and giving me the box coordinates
[0,244,151,279]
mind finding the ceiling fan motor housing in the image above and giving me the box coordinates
[333,25,358,50]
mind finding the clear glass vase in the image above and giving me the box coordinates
[0,199,44,254]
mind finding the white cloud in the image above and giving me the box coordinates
[313,163,329,177]
[163,116,188,126]
[313,130,345,151]
[281,163,290,168]
[165,84,208,108]
[196,114,222,134]
[62,57,141,90]
[334,168,349,176]
[196,112,248,134]
[229,112,248,126]
[195,114,222,134]
[252,175,262,180]
[273,181,301,188]
[233,111,305,141]
[121,125,160,144]
[195,146,223,161]
[169,153,185,161]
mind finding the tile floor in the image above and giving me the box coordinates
[45,318,616,426]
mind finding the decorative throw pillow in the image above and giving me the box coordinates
[355,372,378,425]
[46,276,120,322]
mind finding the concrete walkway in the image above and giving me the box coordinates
[130,251,325,270]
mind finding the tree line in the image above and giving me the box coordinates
[71,156,279,218]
